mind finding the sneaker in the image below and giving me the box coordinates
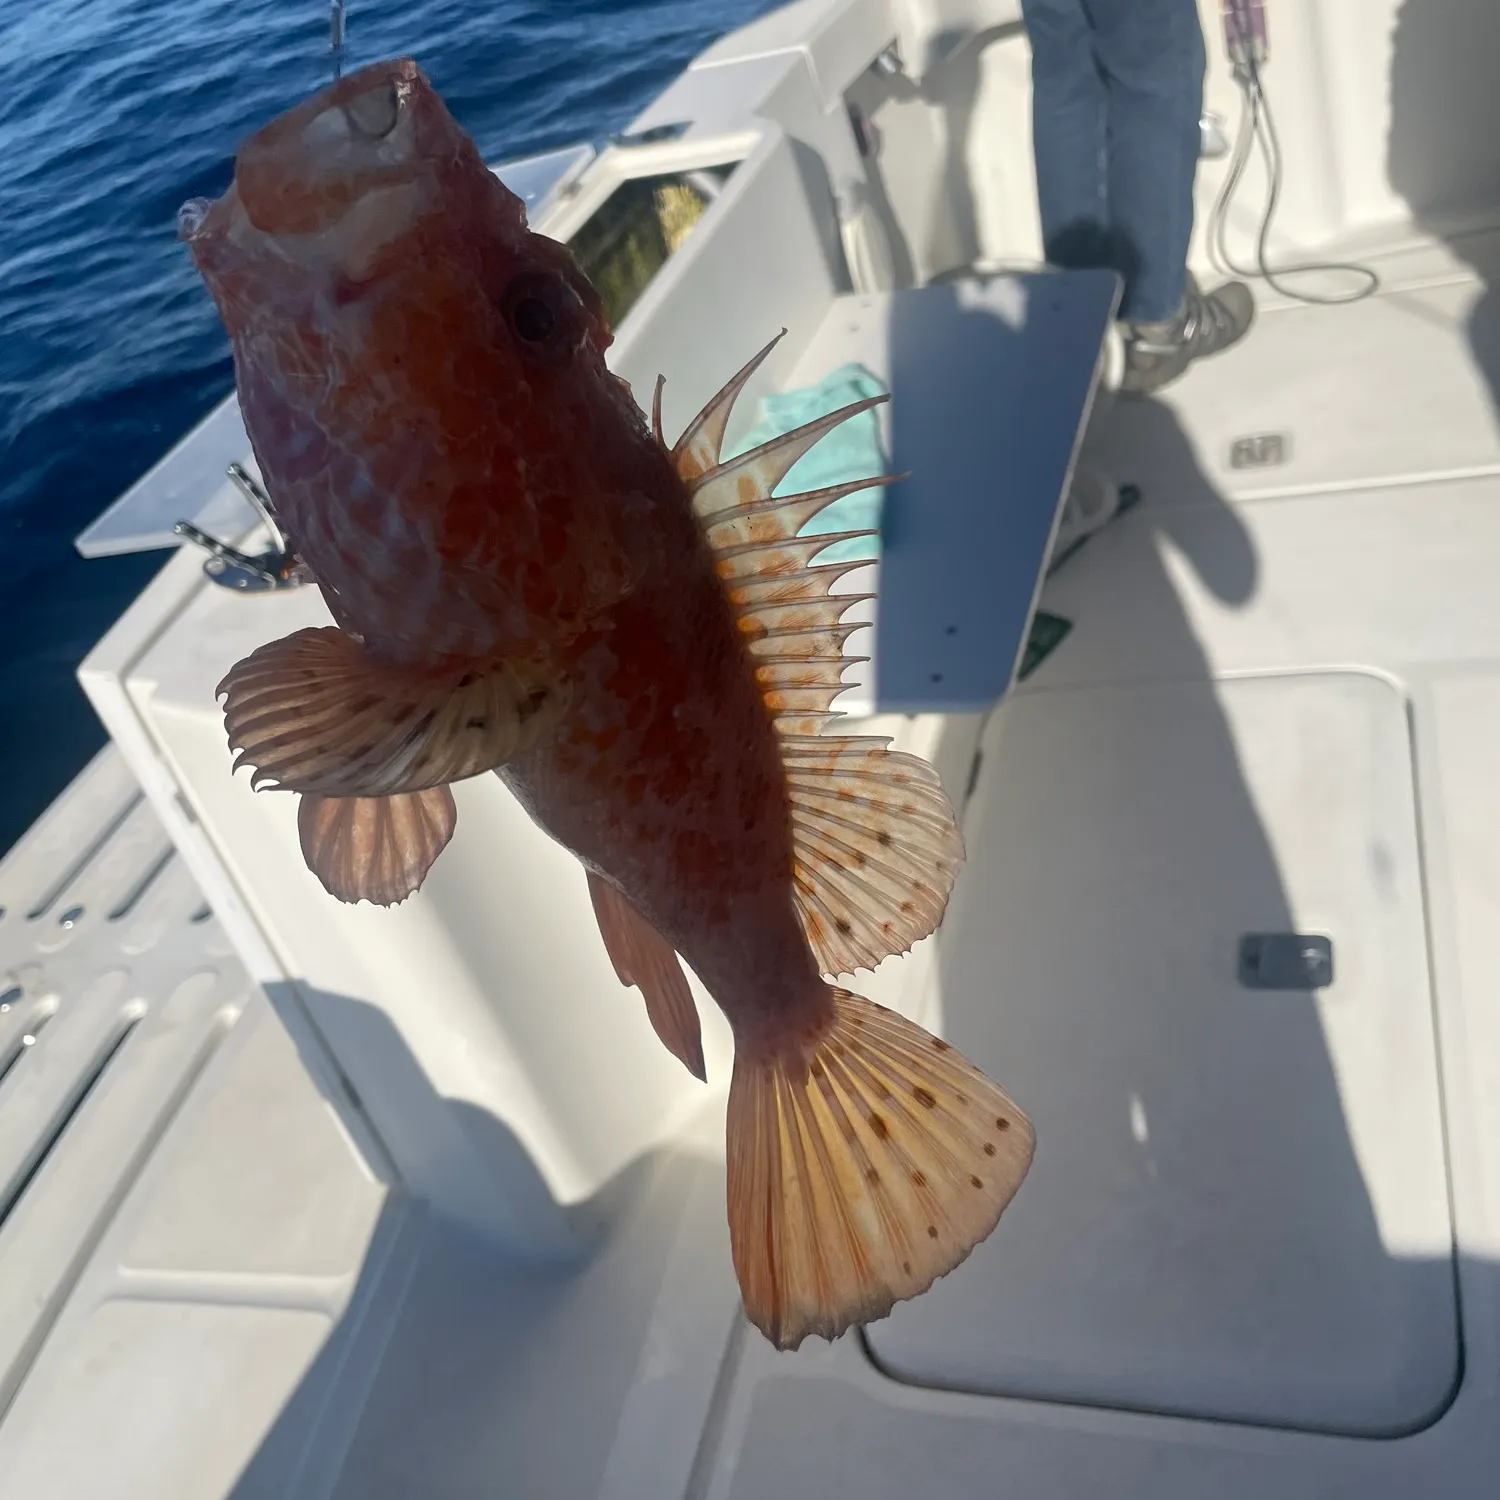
[1120,273,1255,395]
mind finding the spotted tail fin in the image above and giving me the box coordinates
[726,986,1033,1350]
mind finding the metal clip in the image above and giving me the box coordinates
[173,465,309,593]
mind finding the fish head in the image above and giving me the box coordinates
[180,59,643,656]
[183,57,606,335]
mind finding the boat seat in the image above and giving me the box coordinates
[781,270,1120,717]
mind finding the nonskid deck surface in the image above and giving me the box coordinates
[0,747,254,1417]
[0,745,734,1498]
[0,747,405,1498]
[1095,224,1500,506]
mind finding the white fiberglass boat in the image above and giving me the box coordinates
[3,1,1500,1494]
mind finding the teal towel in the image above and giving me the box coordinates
[720,363,888,564]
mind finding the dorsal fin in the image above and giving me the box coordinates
[664,341,964,976]
[671,329,786,482]
[650,374,665,446]
[780,736,963,975]
[690,398,890,529]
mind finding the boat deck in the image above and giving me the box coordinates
[0,748,254,1420]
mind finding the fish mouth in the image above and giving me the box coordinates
[245,56,425,159]
[193,58,437,242]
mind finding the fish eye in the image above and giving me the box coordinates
[512,296,555,342]
[343,81,401,140]
[499,272,584,362]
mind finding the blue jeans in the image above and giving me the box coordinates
[1021,0,1206,323]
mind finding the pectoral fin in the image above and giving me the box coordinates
[217,626,568,797]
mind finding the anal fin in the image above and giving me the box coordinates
[298,787,457,906]
[587,871,705,1081]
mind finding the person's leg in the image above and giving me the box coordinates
[1087,0,1204,321]
[1020,0,1112,274]
[1088,0,1253,392]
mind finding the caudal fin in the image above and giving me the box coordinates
[726,987,1034,1350]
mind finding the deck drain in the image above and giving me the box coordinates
[57,905,85,929]
[1229,433,1289,469]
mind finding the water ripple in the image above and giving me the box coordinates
[0,0,773,855]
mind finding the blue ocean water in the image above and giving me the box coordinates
[0,0,772,858]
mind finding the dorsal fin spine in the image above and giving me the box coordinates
[665,341,964,976]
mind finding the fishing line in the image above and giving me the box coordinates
[1205,27,1379,304]
[330,0,346,82]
